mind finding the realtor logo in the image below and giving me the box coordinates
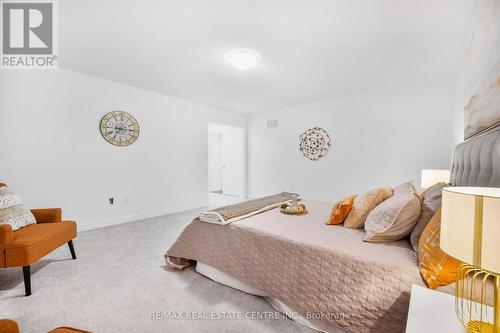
[1,0,57,68]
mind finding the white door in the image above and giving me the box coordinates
[207,132,223,192]
[221,127,244,196]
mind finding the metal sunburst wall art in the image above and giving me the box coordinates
[299,127,331,161]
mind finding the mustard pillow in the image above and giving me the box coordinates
[326,195,357,225]
[344,187,392,229]
[418,208,461,289]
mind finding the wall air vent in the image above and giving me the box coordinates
[267,119,278,128]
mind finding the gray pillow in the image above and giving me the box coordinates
[363,182,421,243]
[0,186,36,231]
[409,183,447,251]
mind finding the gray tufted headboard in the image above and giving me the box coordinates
[450,125,500,187]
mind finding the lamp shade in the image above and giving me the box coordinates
[441,187,500,274]
[421,169,450,188]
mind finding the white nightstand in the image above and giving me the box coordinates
[406,285,466,333]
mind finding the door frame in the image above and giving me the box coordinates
[207,122,247,202]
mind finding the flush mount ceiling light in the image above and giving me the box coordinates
[225,49,261,70]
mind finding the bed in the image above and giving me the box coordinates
[165,126,500,333]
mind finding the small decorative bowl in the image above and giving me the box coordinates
[280,203,307,215]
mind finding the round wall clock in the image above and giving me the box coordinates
[100,111,140,147]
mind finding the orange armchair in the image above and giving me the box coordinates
[0,319,91,333]
[0,187,77,296]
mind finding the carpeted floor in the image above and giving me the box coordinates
[0,209,311,333]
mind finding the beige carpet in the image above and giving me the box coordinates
[0,209,311,333]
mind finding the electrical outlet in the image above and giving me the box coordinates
[109,197,114,205]
[123,197,129,205]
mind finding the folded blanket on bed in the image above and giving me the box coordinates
[199,192,298,225]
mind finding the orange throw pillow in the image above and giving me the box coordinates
[326,195,357,225]
[418,208,461,289]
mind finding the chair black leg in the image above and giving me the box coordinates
[23,265,31,296]
[68,240,77,260]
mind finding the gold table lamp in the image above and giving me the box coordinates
[441,187,500,333]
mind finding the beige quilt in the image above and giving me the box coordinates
[166,200,446,333]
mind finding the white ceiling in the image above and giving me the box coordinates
[59,0,474,113]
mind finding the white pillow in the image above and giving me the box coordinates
[363,182,421,243]
[0,186,36,230]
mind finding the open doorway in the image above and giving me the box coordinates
[207,123,245,208]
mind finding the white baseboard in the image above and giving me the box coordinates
[77,203,205,232]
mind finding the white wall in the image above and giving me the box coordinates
[248,78,454,201]
[0,69,245,229]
